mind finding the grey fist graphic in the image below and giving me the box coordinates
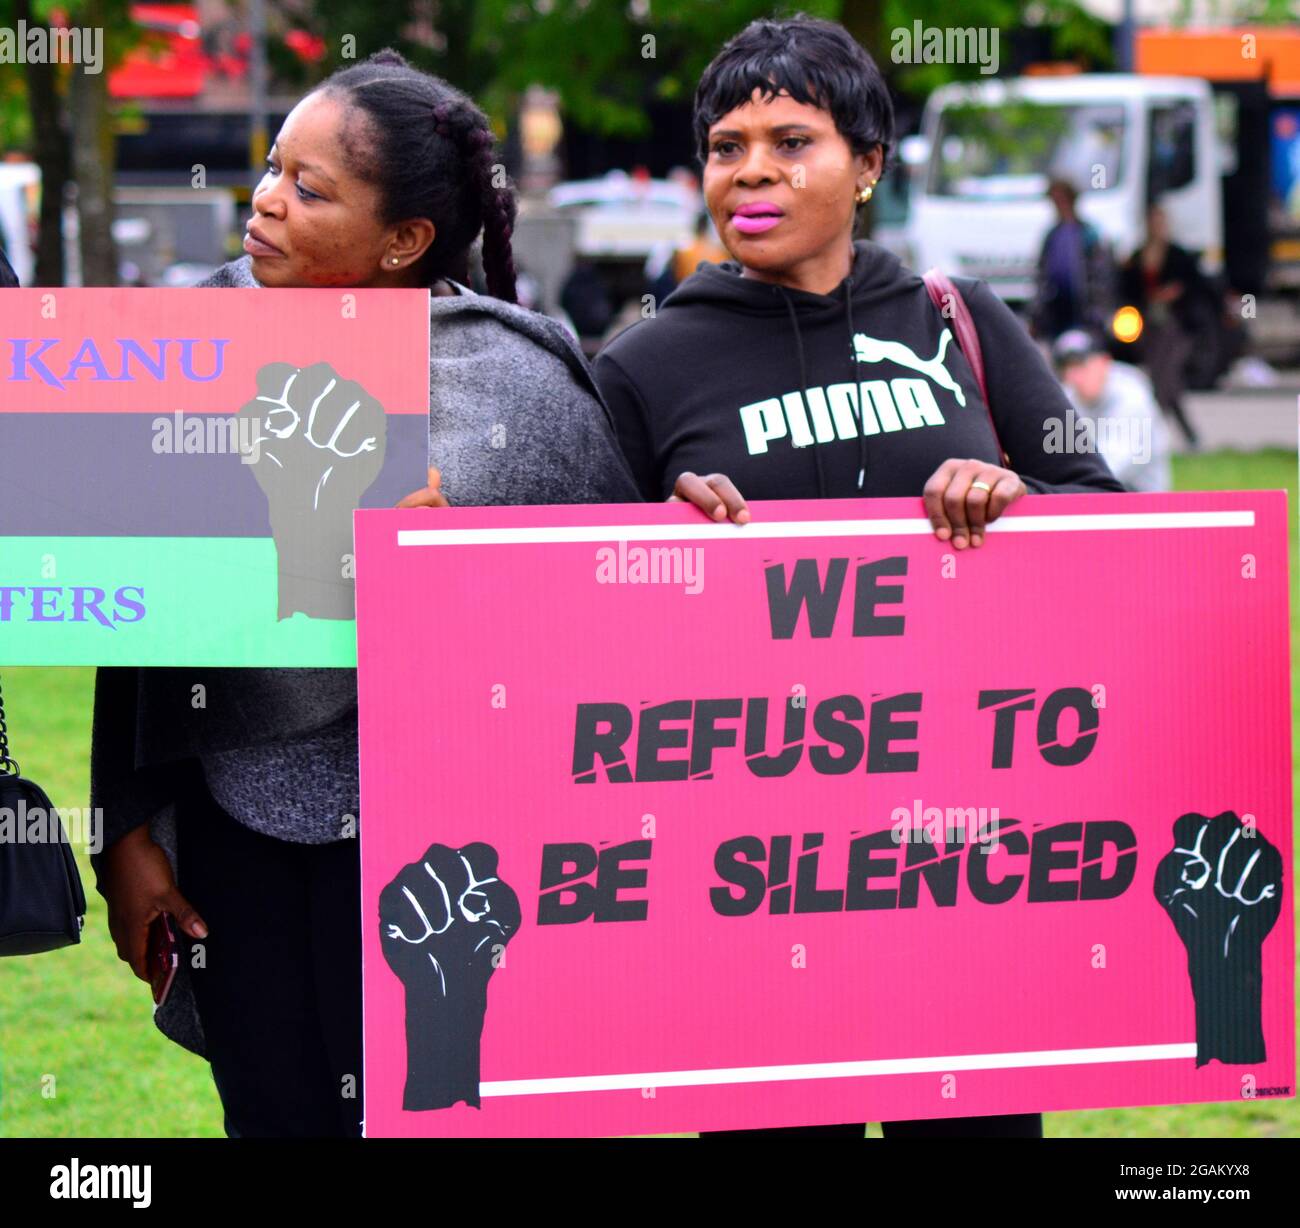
[238,361,387,620]
[380,843,520,1111]
[1155,811,1283,1066]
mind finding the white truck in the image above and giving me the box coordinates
[907,73,1225,307]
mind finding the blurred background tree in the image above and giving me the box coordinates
[13,0,1298,283]
[0,0,139,283]
[466,0,1113,139]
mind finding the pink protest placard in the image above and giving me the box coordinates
[355,491,1293,1138]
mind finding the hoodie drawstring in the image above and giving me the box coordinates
[844,278,866,491]
[778,285,827,500]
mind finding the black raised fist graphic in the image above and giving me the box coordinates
[1154,811,1283,1066]
[238,361,387,620]
[379,843,520,1111]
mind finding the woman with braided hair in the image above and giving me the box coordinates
[89,48,747,1138]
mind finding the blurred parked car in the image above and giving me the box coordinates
[548,170,698,259]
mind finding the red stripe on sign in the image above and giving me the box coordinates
[0,288,430,413]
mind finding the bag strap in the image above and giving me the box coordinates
[0,674,18,777]
[922,268,1010,467]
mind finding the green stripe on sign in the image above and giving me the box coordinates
[0,537,358,666]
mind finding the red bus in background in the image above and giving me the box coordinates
[108,3,326,100]
[109,5,212,100]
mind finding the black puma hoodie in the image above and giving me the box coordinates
[593,239,1125,502]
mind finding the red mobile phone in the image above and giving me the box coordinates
[148,912,179,1007]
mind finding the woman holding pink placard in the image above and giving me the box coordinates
[594,14,1126,1140]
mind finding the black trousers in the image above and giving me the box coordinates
[1144,318,1200,447]
[177,778,364,1138]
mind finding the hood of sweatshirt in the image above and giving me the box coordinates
[197,255,633,495]
[198,255,608,424]
[665,237,915,317]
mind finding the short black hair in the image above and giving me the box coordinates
[693,14,895,179]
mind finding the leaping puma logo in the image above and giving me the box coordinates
[853,331,966,408]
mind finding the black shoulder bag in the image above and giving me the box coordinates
[0,674,87,955]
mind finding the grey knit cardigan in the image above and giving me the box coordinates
[88,256,641,1057]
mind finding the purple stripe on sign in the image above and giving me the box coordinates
[0,412,429,536]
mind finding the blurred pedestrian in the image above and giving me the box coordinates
[559,258,614,354]
[1031,176,1114,341]
[1053,329,1173,493]
[1118,202,1207,448]
[672,210,728,285]
[641,211,729,321]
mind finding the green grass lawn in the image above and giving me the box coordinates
[2,450,1296,1138]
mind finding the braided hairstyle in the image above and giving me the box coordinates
[315,48,518,302]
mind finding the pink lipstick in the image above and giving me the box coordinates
[732,202,784,235]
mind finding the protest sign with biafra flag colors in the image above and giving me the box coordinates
[355,493,1293,1137]
[0,288,429,665]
